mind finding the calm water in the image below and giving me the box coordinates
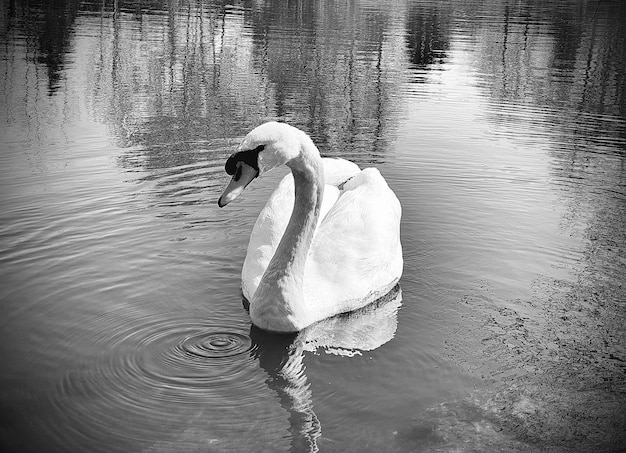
[1,0,625,451]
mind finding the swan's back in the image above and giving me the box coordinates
[241,157,402,325]
[303,167,403,319]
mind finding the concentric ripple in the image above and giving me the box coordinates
[49,312,288,452]
[181,331,252,358]
[63,314,259,394]
[131,324,255,389]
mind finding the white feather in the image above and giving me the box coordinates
[221,122,403,332]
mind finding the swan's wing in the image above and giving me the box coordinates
[303,168,403,316]
[241,158,360,300]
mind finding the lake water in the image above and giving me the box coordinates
[1,0,625,451]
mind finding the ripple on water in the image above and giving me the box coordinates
[51,314,284,451]
[119,322,255,391]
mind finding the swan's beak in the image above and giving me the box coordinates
[218,162,258,207]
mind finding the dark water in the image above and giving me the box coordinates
[1,0,625,451]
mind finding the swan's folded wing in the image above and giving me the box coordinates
[242,174,294,300]
[304,168,403,315]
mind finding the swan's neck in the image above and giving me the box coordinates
[275,157,323,281]
[251,138,324,332]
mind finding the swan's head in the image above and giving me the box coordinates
[218,122,305,207]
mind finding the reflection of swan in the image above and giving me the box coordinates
[219,122,403,332]
[299,285,402,356]
[251,287,402,452]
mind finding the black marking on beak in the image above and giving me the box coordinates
[225,145,264,176]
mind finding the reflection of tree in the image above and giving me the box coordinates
[2,0,79,94]
[405,2,450,69]
[242,0,409,165]
[469,1,626,197]
[79,0,411,176]
[472,0,625,132]
[468,0,626,248]
[576,3,626,121]
[84,1,273,159]
[1,0,420,190]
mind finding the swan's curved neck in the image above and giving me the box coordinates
[251,137,324,332]
[279,154,324,278]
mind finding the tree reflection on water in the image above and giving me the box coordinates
[3,0,623,160]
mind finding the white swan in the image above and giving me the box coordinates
[218,122,403,332]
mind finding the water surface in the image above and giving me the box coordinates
[1,0,625,451]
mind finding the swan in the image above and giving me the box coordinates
[218,122,403,332]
